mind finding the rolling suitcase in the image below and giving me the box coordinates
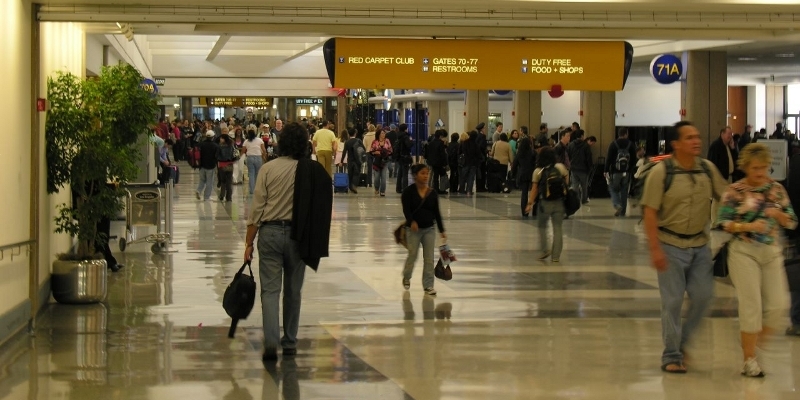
[334,165,349,193]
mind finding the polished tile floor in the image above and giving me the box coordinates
[2,166,799,400]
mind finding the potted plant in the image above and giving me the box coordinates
[46,64,158,303]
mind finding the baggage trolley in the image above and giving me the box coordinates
[119,183,171,254]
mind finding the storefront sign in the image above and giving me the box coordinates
[650,54,683,84]
[296,98,324,105]
[324,38,633,91]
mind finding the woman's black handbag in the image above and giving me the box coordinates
[713,241,729,278]
[564,188,581,216]
[223,261,257,338]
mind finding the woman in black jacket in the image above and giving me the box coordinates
[427,129,450,194]
[513,137,537,217]
[401,164,447,296]
[458,131,483,195]
[447,133,461,193]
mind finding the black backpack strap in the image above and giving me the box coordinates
[228,318,240,339]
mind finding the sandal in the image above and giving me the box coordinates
[661,362,687,374]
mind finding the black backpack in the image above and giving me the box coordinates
[539,165,566,200]
[614,141,633,172]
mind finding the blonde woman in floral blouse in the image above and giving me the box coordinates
[718,143,798,378]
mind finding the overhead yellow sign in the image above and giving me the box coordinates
[326,38,632,91]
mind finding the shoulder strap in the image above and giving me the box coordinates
[663,158,676,193]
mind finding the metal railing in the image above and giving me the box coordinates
[0,240,35,262]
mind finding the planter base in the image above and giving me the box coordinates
[52,259,107,304]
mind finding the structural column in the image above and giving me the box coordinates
[336,96,347,136]
[513,90,542,136]
[464,90,489,133]
[681,51,727,150]
[181,97,193,122]
[425,101,449,137]
[765,85,785,135]
[580,91,616,162]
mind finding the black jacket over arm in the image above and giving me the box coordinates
[291,158,333,271]
[707,137,739,181]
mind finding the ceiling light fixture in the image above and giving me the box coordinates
[775,53,795,58]
[738,57,758,61]
[117,22,134,42]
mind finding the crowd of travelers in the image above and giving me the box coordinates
[151,114,800,376]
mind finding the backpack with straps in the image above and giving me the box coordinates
[355,139,367,165]
[632,155,712,202]
[613,141,633,172]
[538,165,566,201]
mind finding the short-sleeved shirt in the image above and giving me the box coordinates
[247,157,299,226]
[313,129,337,152]
[640,157,728,248]
[243,138,264,157]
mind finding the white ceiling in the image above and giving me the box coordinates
[56,0,800,83]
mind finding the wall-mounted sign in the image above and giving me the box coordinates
[650,54,683,85]
[761,139,787,180]
[154,77,166,86]
[323,38,633,91]
[296,98,324,105]
[206,97,272,107]
[140,79,158,97]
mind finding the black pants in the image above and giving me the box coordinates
[347,162,361,191]
[519,181,532,216]
[432,166,447,192]
[476,160,488,192]
[218,168,233,201]
[396,163,410,193]
[449,163,460,192]
[95,216,117,267]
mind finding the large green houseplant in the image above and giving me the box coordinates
[46,64,158,260]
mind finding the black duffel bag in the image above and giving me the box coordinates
[223,261,257,338]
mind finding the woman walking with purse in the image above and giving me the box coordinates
[525,147,569,262]
[717,143,797,377]
[370,130,393,196]
[401,164,447,295]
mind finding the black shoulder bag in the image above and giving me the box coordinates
[223,261,257,338]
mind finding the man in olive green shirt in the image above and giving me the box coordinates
[312,120,337,178]
[641,121,728,374]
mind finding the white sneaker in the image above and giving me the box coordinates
[424,287,437,296]
[741,357,765,378]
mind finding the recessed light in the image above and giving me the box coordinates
[775,53,795,58]
[738,57,758,61]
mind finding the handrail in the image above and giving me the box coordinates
[0,240,35,262]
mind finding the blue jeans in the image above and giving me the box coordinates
[196,168,216,200]
[246,156,263,194]
[403,226,436,289]
[459,166,476,193]
[657,243,714,366]
[791,291,800,326]
[571,170,590,203]
[537,200,564,258]
[609,173,630,215]
[258,225,307,351]
[373,164,388,193]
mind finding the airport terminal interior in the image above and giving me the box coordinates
[2,1,800,399]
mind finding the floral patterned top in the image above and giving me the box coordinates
[717,180,798,245]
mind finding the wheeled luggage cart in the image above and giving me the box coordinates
[119,183,171,254]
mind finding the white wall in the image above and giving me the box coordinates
[542,91,581,128]
[0,0,32,325]
[748,85,767,131]
[615,76,682,126]
[40,22,86,290]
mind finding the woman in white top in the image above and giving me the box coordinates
[334,130,348,166]
[242,127,267,195]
